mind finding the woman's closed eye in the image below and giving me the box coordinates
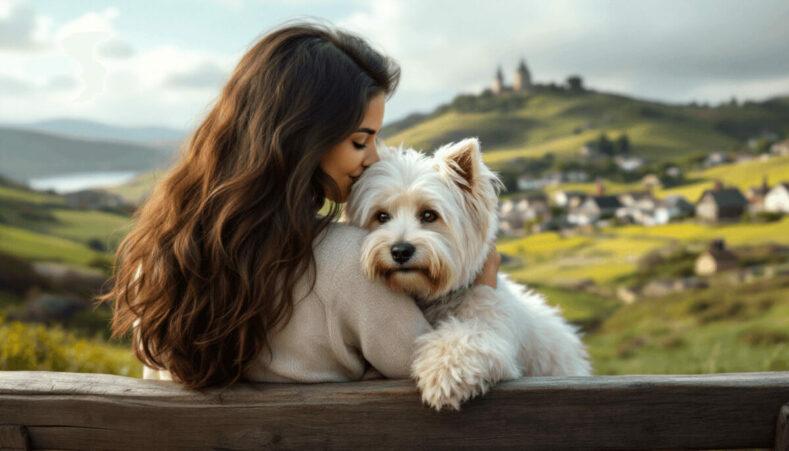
[352,141,367,150]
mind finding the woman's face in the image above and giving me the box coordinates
[320,93,385,203]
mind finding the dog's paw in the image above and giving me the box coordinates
[411,340,490,412]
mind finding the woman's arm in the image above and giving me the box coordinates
[327,269,434,379]
[318,224,434,379]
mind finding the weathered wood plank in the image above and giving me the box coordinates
[777,404,789,451]
[0,371,788,450]
[0,425,30,451]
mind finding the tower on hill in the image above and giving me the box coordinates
[492,65,505,95]
[491,59,533,95]
[514,58,532,93]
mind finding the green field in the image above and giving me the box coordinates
[0,224,106,267]
[0,182,126,270]
[499,217,789,286]
[498,215,789,375]
[586,277,789,374]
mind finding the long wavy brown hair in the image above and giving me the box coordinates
[97,21,400,390]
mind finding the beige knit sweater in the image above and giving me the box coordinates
[139,223,433,383]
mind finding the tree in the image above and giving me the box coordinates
[567,75,584,92]
[615,134,630,154]
[596,133,614,156]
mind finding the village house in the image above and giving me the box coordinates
[64,189,130,211]
[561,170,590,183]
[553,190,587,209]
[618,191,656,210]
[764,182,789,213]
[702,151,731,168]
[641,174,662,190]
[614,191,664,225]
[516,173,560,191]
[695,239,738,276]
[569,195,622,225]
[771,139,789,156]
[614,155,644,172]
[662,195,695,220]
[499,194,550,235]
[665,165,683,179]
[695,183,748,223]
[745,176,771,213]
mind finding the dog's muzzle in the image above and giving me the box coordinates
[390,242,416,264]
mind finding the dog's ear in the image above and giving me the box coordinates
[435,137,482,193]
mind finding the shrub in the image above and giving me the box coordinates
[0,251,48,296]
[0,313,140,377]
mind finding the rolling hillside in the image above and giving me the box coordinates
[14,118,185,146]
[0,127,175,183]
[382,88,789,167]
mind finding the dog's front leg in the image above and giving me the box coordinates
[411,286,521,411]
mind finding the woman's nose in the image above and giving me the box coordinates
[365,142,380,166]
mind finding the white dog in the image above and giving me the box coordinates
[345,138,591,411]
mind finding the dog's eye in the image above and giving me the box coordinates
[375,211,391,223]
[420,209,439,223]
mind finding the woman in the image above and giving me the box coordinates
[98,21,499,390]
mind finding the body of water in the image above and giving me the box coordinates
[28,171,138,194]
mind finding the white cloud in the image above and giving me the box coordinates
[164,61,229,89]
[337,0,789,121]
[0,0,52,50]
[0,4,236,127]
[1,0,788,128]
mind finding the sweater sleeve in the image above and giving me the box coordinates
[319,225,434,379]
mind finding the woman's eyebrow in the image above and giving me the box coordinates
[356,127,377,135]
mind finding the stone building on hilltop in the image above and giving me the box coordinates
[491,58,533,95]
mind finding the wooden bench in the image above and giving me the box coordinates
[1,371,788,450]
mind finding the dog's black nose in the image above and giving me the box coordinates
[390,242,415,264]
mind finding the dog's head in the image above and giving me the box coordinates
[345,138,502,301]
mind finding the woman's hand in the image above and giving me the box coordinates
[474,247,501,289]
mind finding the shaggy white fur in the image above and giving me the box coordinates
[346,138,591,411]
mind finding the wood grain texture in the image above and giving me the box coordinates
[0,425,30,451]
[0,371,788,450]
[777,404,789,451]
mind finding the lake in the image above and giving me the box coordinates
[28,171,138,194]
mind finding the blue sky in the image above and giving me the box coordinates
[1,0,788,130]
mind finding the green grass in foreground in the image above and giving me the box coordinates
[586,277,789,375]
[530,283,620,333]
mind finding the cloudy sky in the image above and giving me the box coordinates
[1,0,788,130]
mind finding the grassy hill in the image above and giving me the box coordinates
[540,153,789,202]
[0,178,127,269]
[0,126,174,182]
[109,88,789,202]
[382,88,789,168]
[587,276,789,374]
[17,118,185,145]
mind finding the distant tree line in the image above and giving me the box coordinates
[586,132,631,156]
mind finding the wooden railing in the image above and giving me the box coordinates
[1,371,788,450]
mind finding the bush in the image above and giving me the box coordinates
[0,313,140,376]
[0,251,48,296]
[87,238,107,252]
